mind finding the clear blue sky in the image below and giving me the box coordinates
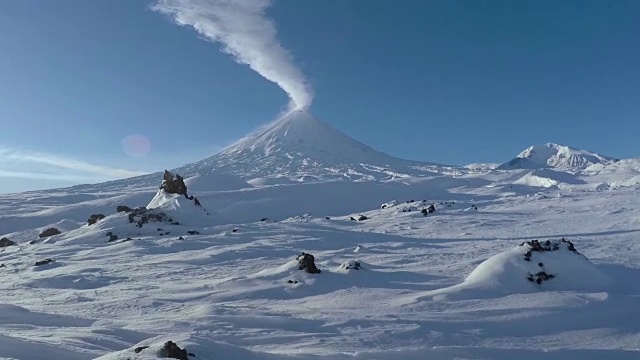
[1,0,639,193]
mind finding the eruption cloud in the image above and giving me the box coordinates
[152,0,313,111]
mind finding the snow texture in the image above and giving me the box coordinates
[1,112,640,360]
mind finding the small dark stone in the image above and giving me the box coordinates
[87,214,106,226]
[538,262,544,267]
[39,228,61,238]
[0,264,6,268]
[34,259,54,266]
[0,237,16,247]
[232,228,239,233]
[187,230,200,235]
[350,216,356,221]
[157,228,163,231]
[171,222,181,225]
[325,217,330,220]
[178,236,184,240]
[193,197,202,207]
[160,340,189,360]
[261,217,269,222]
[188,353,196,358]
[116,205,133,213]
[106,232,118,242]
[357,215,368,221]
[134,346,149,353]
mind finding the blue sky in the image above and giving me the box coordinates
[1,0,639,193]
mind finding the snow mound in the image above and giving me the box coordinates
[147,190,225,227]
[247,175,300,187]
[337,260,363,272]
[498,143,617,171]
[513,169,583,188]
[416,239,609,300]
[184,173,252,192]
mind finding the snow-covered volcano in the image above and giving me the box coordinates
[174,110,446,182]
[498,143,617,171]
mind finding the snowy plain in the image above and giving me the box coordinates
[1,111,640,359]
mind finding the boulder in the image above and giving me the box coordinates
[116,205,133,213]
[161,170,188,196]
[159,341,190,360]
[39,228,61,238]
[357,215,368,221]
[297,252,321,274]
[127,207,175,228]
[0,237,16,247]
[34,259,54,266]
[87,214,105,226]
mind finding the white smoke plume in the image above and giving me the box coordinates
[152,0,313,111]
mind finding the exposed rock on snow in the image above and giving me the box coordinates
[0,237,16,247]
[161,170,189,196]
[116,205,133,213]
[34,259,54,266]
[415,238,609,300]
[87,213,105,225]
[38,227,61,238]
[297,252,321,274]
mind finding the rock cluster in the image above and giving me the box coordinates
[350,215,368,221]
[297,252,321,274]
[116,205,133,213]
[87,214,105,225]
[520,238,582,284]
[127,207,179,228]
[342,260,362,270]
[38,228,61,238]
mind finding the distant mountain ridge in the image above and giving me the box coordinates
[498,143,618,171]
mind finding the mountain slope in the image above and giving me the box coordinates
[173,110,451,182]
[498,143,617,171]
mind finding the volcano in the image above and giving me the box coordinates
[173,110,446,182]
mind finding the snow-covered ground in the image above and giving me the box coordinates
[1,110,640,359]
[2,179,640,359]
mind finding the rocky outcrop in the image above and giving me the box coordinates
[159,341,191,360]
[297,252,321,274]
[34,259,54,266]
[0,237,16,247]
[161,170,188,196]
[127,207,178,228]
[87,214,105,226]
[39,228,61,238]
[116,205,133,213]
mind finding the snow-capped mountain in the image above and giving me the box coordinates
[497,143,618,171]
[174,110,451,182]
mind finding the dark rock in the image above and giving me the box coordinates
[171,221,181,225]
[116,205,133,213]
[0,237,16,247]
[261,218,269,222]
[159,340,189,360]
[157,228,163,232]
[127,207,174,228]
[232,228,239,233]
[471,205,478,210]
[106,232,118,242]
[87,213,105,226]
[161,170,189,197]
[287,279,298,284]
[0,264,5,268]
[325,217,330,220]
[39,228,61,238]
[297,252,321,274]
[538,262,544,267]
[187,231,200,235]
[426,204,436,213]
[357,215,368,221]
[134,346,149,353]
[34,259,54,266]
[193,197,202,207]
[350,216,356,221]
[178,236,184,240]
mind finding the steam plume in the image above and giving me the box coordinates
[152,0,313,110]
